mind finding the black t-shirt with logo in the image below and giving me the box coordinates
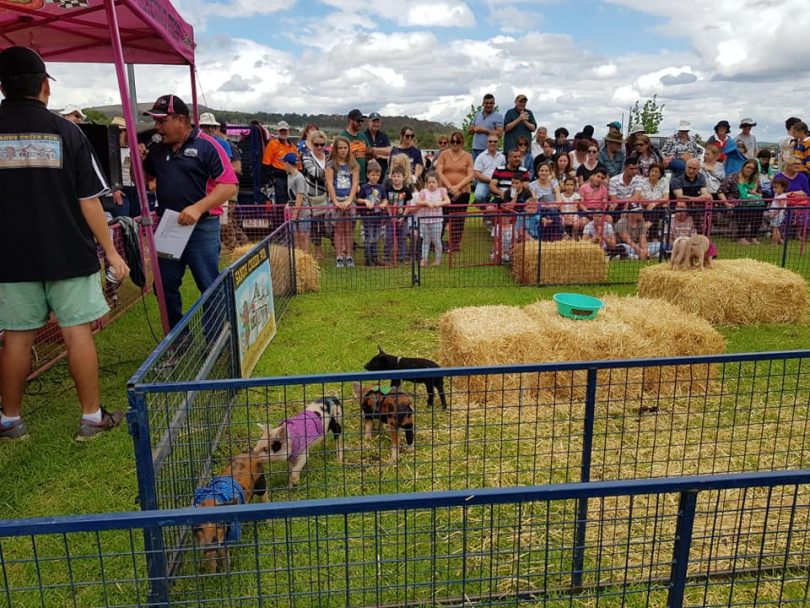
[0,98,109,282]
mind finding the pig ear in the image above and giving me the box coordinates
[377,345,384,354]
[257,423,268,433]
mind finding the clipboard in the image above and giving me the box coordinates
[154,210,195,260]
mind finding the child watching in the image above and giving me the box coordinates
[768,177,789,245]
[577,166,609,234]
[413,172,450,266]
[357,160,386,266]
[499,174,531,261]
[559,176,581,238]
[383,166,413,264]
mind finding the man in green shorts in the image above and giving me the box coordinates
[0,46,130,441]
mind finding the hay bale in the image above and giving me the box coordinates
[229,244,320,295]
[511,240,609,285]
[638,259,807,325]
[439,296,725,406]
[522,296,724,402]
[438,306,549,405]
[269,245,320,295]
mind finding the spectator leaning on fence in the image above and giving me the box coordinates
[139,94,238,329]
[0,46,130,442]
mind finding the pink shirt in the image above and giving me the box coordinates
[578,182,608,209]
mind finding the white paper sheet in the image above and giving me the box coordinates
[154,210,195,260]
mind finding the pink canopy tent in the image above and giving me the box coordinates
[0,0,199,333]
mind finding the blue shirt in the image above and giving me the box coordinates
[472,110,504,151]
[598,147,626,178]
[144,127,236,215]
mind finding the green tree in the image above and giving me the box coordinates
[83,109,110,125]
[629,95,665,134]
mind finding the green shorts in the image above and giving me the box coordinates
[0,273,110,330]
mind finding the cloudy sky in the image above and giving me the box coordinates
[47,0,809,141]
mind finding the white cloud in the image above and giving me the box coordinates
[42,2,807,142]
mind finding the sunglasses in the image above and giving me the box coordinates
[404,134,414,139]
[518,143,528,147]
[451,139,462,144]
[588,149,598,153]
[438,140,448,145]
[312,142,325,148]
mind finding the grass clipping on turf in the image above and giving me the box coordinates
[439,296,725,405]
[228,244,320,295]
[638,259,807,325]
[511,240,608,285]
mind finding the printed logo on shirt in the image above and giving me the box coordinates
[183,148,199,158]
[0,133,62,169]
[349,139,367,159]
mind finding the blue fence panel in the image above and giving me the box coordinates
[1,472,809,607]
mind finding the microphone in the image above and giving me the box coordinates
[147,133,163,149]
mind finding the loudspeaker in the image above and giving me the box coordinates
[78,124,123,190]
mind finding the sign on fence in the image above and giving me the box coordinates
[231,242,276,376]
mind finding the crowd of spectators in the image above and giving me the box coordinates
[258,95,810,265]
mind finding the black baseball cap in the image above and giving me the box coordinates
[143,94,190,118]
[0,46,54,82]
[348,109,365,121]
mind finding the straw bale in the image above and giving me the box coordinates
[268,245,320,295]
[522,296,724,402]
[228,244,320,295]
[511,240,608,285]
[438,306,550,405]
[638,259,807,325]
[440,296,724,407]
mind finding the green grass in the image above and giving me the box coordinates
[2,239,810,607]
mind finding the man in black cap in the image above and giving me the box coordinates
[137,94,238,329]
[340,109,372,183]
[0,46,130,441]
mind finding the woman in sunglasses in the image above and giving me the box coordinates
[435,131,474,252]
[389,126,424,187]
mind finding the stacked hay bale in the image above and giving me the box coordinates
[439,296,725,406]
[511,240,609,285]
[438,306,549,405]
[638,259,807,325]
[228,244,320,295]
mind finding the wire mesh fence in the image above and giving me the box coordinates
[129,351,810,509]
[0,214,154,379]
[223,202,810,291]
[1,472,808,607]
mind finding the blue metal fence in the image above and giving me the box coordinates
[2,471,809,607]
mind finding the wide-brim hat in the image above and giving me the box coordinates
[604,132,624,144]
[677,119,692,131]
[739,118,757,127]
[714,120,731,132]
[198,112,219,127]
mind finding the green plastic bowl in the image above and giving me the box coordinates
[553,293,604,320]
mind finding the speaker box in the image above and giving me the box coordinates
[78,124,122,190]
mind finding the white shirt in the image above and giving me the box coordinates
[473,150,506,179]
[608,174,643,200]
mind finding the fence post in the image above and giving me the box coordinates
[571,367,598,592]
[413,218,420,286]
[536,236,543,285]
[287,221,298,296]
[781,207,791,268]
[666,490,698,608]
[224,270,242,380]
[659,207,671,263]
[127,388,169,607]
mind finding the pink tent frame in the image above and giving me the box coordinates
[0,0,199,334]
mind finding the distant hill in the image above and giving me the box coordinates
[86,103,456,145]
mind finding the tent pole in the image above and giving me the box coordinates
[104,0,171,335]
[126,63,138,120]
[189,64,199,123]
